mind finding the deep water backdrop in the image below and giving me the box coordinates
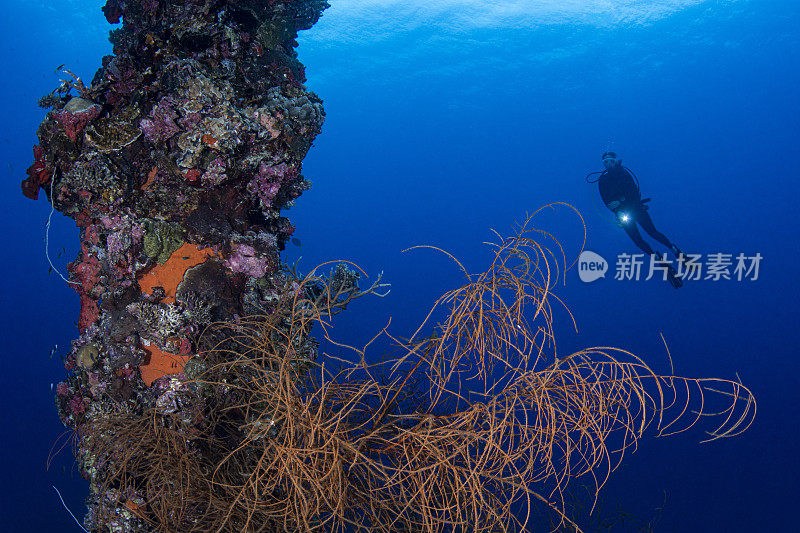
[1,0,797,531]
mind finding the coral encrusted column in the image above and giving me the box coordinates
[22,0,328,528]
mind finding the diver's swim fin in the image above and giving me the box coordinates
[667,265,683,290]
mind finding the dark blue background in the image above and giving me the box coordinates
[1,1,797,530]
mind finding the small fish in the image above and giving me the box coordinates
[50,383,54,392]
[291,237,302,247]
[49,344,58,357]
[48,266,53,275]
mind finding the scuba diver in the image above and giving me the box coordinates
[587,152,684,289]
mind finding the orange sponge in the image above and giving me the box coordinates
[138,242,217,303]
[139,339,192,387]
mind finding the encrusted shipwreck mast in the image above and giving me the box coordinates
[24,0,328,529]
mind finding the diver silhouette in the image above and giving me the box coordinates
[587,152,684,289]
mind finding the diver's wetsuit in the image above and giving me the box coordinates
[598,165,674,256]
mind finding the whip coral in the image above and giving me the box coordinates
[81,209,755,533]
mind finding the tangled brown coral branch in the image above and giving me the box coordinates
[88,207,755,532]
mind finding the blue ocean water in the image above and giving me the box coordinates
[0,0,797,530]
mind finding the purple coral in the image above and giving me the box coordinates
[69,395,88,416]
[247,161,298,209]
[201,157,228,188]
[102,56,140,104]
[140,96,181,144]
[106,230,129,259]
[224,244,272,278]
[153,374,190,414]
[56,381,70,397]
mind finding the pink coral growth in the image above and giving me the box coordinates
[247,161,298,209]
[78,296,101,332]
[99,215,123,230]
[56,381,70,397]
[106,230,128,260]
[68,244,103,332]
[224,244,272,278]
[201,158,227,187]
[140,96,181,144]
[255,110,282,140]
[83,223,101,245]
[178,338,192,356]
[69,396,87,416]
[52,98,102,142]
[101,216,143,265]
